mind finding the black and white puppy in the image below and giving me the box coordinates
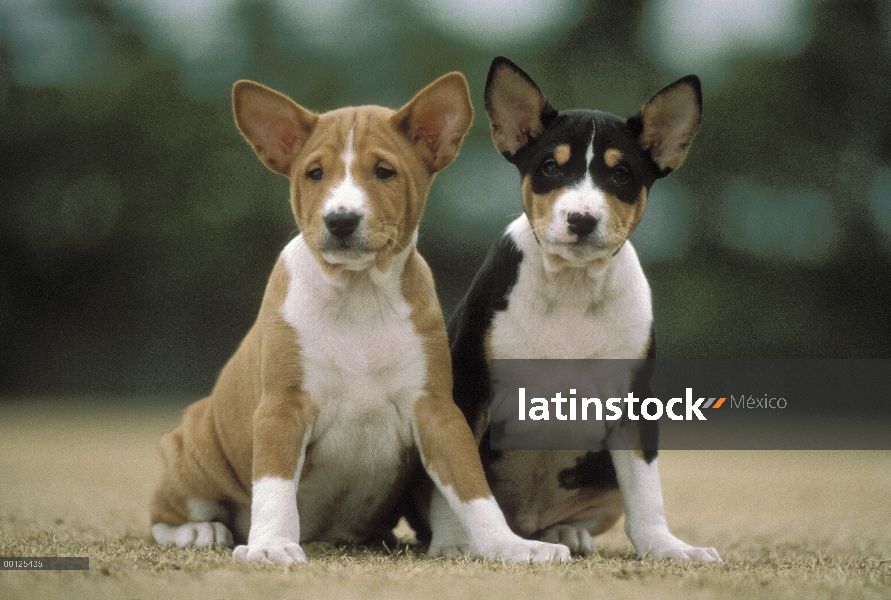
[430,57,720,561]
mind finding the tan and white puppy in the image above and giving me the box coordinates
[149,72,570,565]
[435,57,721,561]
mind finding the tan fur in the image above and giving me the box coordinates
[151,73,488,539]
[521,172,648,254]
[603,148,622,168]
[403,251,492,502]
[286,106,434,274]
[150,257,304,525]
[604,188,648,242]
[151,260,304,525]
[521,176,560,240]
[493,451,624,538]
[232,82,318,176]
[541,488,623,536]
[553,144,571,166]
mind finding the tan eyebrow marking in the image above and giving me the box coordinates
[604,148,623,168]
[553,144,571,166]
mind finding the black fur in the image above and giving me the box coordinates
[448,234,524,428]
[557,450,618,490]
[634,329,659,463]
[510,110,662,205]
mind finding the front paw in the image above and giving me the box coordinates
[635,533,721,562]
[647,543,721,562]
[233,539,307,564]
[477,536,571,564]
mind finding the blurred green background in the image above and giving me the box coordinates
[1,0,890,396]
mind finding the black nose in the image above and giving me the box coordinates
[567,212,597,238]
[324,210,361,239]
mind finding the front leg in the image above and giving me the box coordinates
[233,389,316,564]
[609,449,721,561]
[414,395,570,563]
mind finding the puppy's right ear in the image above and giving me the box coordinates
[233,80,318,176]
[484,57,557,159]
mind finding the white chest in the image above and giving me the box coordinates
[490,228,653,360]
[280,237,425,442]
[276,238,425,541]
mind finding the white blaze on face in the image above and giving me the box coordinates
[585,129,595,165]
[323,127,368,216]
[319,125,378,268]
[547,125,609,246]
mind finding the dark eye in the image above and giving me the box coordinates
[307,167,323,181]
[612,166,632,184]
[541,159,558,177]
[375,165,396,180]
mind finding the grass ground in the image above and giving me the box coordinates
[0,398,888,600]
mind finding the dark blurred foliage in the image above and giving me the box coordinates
[1,0,890,396]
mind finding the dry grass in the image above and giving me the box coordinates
[0,398,889,600]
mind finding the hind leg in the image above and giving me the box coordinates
[539,524,595,555]
[537,488,624,555]
[540,490,623,556]
[487,450,625,555]
[152,522,234,548]
[150,416,247,549]
[151,495,235,549]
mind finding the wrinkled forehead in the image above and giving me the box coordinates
[303,106,408,158]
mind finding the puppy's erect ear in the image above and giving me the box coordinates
[393,72,473,173]
[233,80,318,176]
[630,75,702,176]
[484,57,557,159]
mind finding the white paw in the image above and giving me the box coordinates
[428,542,470,559]
[634,532,721,562]
[233,539,306,564]
[152,522,234,549]
[477,536,571,564]
[646,543,722,562]
[428,524,470,559]
[540,524,595,555]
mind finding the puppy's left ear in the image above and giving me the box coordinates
[394,72,474,173]
[630,75,702,176]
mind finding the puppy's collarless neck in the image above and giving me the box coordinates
[286,235,415,292]
[529,235,623,283]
